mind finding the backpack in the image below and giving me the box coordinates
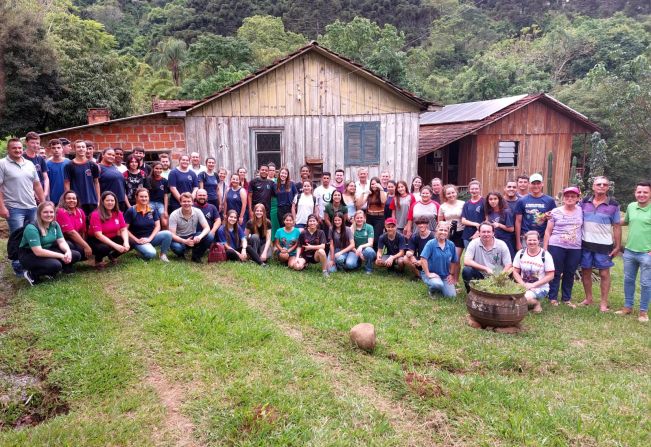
[515,248,546,263]
[7,225,28,261]
[207,242,227,263]
[295,193,317,208]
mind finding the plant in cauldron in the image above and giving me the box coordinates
[467,271,528,328]
[469,271,525,295]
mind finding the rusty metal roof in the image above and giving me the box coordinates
[187,41,435,113]
[418,93,600,157]
[152,99,200,112]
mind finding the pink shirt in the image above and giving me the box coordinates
[89,210,126,238]
[56,208,86,234]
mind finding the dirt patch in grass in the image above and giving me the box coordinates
[242,403,281,433]
[404,372,445,398]
[0,352,70,430]
[226,278,461,447]
[104,282,198,447]
[0,219,8,239]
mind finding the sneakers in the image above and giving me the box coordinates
[615,308,632,315]
[639,313,649,323]
[160,254,169,263]
[23,271,35,286]
[322,270,329,278]
[365,270,372,275]
[428,289,435,299]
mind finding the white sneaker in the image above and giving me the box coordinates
[160,254,169,263]
[23,271,35,286]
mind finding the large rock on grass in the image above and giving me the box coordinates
[349,323,376,352]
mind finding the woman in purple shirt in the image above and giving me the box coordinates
[544,187,583,307]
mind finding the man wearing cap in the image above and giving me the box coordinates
[618,181,651,322]
[579,176,621,311]
[375,217,407,271]
[514,173,556,250]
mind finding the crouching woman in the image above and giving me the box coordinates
[19,201,81,285]
[512,231,555,313]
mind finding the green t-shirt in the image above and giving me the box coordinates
[274,227,301,256]
[353,223,374,248]
[624,202,651,252]
[19,222,63,249]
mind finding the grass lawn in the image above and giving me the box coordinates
[0,246,649,446]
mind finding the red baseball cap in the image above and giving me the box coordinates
[385,217,397,226]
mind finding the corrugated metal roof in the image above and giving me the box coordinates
[420,94,528,125]
[418,93,600,157]
[152,99,200,112]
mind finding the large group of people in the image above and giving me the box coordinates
[1,134,649,323]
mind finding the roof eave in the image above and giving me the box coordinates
[38,111,169,136]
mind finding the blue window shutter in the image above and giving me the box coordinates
[345,121,380,166]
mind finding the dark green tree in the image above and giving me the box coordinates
[0,5,61,136]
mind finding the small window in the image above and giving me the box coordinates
[345,122,380,166]
[497,141,518,167]
[253,131,282,168]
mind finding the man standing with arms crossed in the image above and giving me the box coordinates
[618,181,650,322]
[0,139,45,274]
[580,176,621,312]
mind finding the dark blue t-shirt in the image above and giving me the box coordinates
[273,181,297,207]
[99,164,126,203]
[64,161,100,206]
[407,231,435,259]
[217,225,245,251]
[487,209,515,241]
[24,153,48,185]
[46,159,70,204]
[514,194,556,237]
[168,168,198,206]
[461,198,485,240]
[124,206,160,238]
[146,177,169,203]
[198,171,219,201]
[194,202,219,229]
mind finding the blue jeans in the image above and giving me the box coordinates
[6,206,36,274]
[462,266,484,292]
[170,232,213,261]
[548,246,582,302]
[132,231,173,260]
[345,247,376,272]
[623,249,651,312]
[329,252,357,272]
[420,271,456,297]
[150,201,165,217]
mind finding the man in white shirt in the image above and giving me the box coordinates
[190,152,205,174]
[313,171,335,220]
[355,167,370,199]
[462,222,513,292]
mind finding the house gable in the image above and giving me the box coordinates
[189,46,424,118]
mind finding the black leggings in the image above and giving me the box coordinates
[366,214,385,251]
[277,205,292,227]
[225,246,263,264]
[18,247,82,279]
[88,236,127,263]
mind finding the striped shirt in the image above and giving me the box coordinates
[580,196,620,254]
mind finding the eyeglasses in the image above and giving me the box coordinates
[595,183,608,187]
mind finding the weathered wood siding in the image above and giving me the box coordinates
[185,113,419,181]
[188,52,421,118]
[471,102,579,196]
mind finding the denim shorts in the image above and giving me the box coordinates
[581,250,614,270]
[150,201,165,216]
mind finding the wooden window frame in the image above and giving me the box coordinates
[496,140,519,168]
[344,121,380,166]
[250,128,283,172]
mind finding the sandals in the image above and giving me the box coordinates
[579,300,593,306]
[563,302,577,309]
[614,308,633,315]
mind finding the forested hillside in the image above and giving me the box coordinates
[1,0,649,195]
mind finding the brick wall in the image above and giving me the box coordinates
[42,116,187,160]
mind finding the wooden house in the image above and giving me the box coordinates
[183,41,432,180]
[418,94,600,195]
[42,41,432,181]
